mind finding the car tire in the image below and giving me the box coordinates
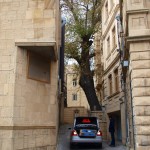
[70,143,74,149]
[99,143,102,149]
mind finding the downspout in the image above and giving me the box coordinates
[123,0,136,149]
[117,0,129,146]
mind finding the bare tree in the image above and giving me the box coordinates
[61,0,102,110]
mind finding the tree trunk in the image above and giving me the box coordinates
[79,72,102,111]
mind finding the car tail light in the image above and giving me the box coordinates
[71,130,78,136]
[97,130,102,136]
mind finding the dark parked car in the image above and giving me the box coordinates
[70,116,102,149]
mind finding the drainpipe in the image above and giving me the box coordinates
[116,0,129,146]
[121,0,136,149]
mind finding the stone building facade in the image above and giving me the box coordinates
[65,65,89,110]
[122,0,150,149]
[0,0,60,149]
[98,0,150,149]
[101,0,127,145]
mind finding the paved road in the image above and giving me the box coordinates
[57,124,127,150]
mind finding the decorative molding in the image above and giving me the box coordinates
[102,4,120,39]
[15,41,57,61]
[126,35,150,43]
[103,53,120,75]
[126,9,149,14]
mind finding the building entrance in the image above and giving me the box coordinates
[108,111,122,142]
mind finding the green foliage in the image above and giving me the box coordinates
[61,0,102,65]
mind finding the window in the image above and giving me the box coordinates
[72,94,77,101]
[107,37,110,55]
[27,51,50,83]
[108,74,112,95]
[73,79,77,87]
[114,69,119,92]
[112,27,116,49]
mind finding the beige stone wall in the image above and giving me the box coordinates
[129,42,150,149]
[14,48,58,126]
[13,128,56,150]
[101,0,120,70]
[0,0,60,149]
[63,107,88,124]
[123,0,150,149]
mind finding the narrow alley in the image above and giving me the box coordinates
[57,124,127,150]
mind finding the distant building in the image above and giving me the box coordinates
[65,65,90,109]
[0,0,60,149]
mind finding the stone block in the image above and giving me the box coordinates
[14,138,24,149]
[11,2,20,11]
[33,9,43,19]
[44,18,55,28]
[136,135,150,146]
[44,9,54,18]
[25,28,35,39]
[26,10,34,19]
[1,20,12,30]
[130,42,150,52]
[3,96,14,107]
[1,107,13,118]
[130,51,150,61]
[0,74,8,83]
[137,146,150,150]
[134,106,150,116]
[132,78,150,87]
[133,97,150,106]
[34,28,43,39]
[23,19,33,29]
[33,19,44,28]
[136,126,150,135]
[132,60,150,69]
[131,69,150,78]
[132,87,150,97]
[35,135,44,147]
[2,139,13,150]
[134,116,150,125]
[7,11,17,20]
[0,31,6,40]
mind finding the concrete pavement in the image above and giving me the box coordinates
[57,124,127,150]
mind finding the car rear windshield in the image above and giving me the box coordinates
[75,117,98,127]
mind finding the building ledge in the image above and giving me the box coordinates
[15,41,57,61]
[126,9,149,14]
[126,35,150,48]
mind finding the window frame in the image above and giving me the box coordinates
[108,74,112,96]
[114,68,119,92]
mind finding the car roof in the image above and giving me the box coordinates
[75,116,98,119]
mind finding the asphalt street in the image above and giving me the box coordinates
[57,124,127,150]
